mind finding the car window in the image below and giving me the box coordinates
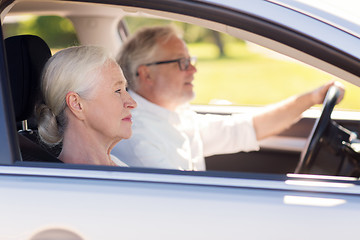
[123,16,360,111]
[3,15,79,52]
[1,7,358,178]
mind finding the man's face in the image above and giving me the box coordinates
[145,35,197,110]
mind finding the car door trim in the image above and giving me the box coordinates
[1,164,360,196]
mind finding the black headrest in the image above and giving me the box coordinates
[5,35,51,122]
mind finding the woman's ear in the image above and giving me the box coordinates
[65,91,85,120]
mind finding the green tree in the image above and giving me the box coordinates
[4,15,79,49]
[124,16,243,58]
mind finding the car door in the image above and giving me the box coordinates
[2,164,360,240]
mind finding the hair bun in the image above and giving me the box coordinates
[36,103,62,145]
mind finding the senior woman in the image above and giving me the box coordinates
[36,46,137,166]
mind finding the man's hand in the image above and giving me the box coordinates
[253,81,345,140]
[311,81,345,105]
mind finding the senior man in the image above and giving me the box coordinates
[112,25,344,170]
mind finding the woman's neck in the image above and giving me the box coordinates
[59,125,116,166]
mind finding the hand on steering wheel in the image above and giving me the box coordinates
[295,85,342,174]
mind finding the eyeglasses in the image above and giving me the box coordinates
[137,56,196,75]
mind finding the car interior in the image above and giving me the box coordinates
[3,1,360,177]
[5,34,61,163]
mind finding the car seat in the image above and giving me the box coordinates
[5,35,62,162]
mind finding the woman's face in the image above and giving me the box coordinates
[82,60,137,144]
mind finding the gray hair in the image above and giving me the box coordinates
[36,45,115,146]
[117,25,182,91]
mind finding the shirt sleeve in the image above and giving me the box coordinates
[197,113,260,157]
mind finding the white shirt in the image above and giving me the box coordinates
[112,91,259,171]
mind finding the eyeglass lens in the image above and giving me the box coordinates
[179,57,196,71]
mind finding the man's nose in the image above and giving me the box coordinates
[188,63,197,73]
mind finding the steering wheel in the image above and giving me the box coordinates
[294,86,341,174]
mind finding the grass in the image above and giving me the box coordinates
[188,42,360,110]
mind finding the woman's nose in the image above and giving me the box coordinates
[124,93,137,109]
